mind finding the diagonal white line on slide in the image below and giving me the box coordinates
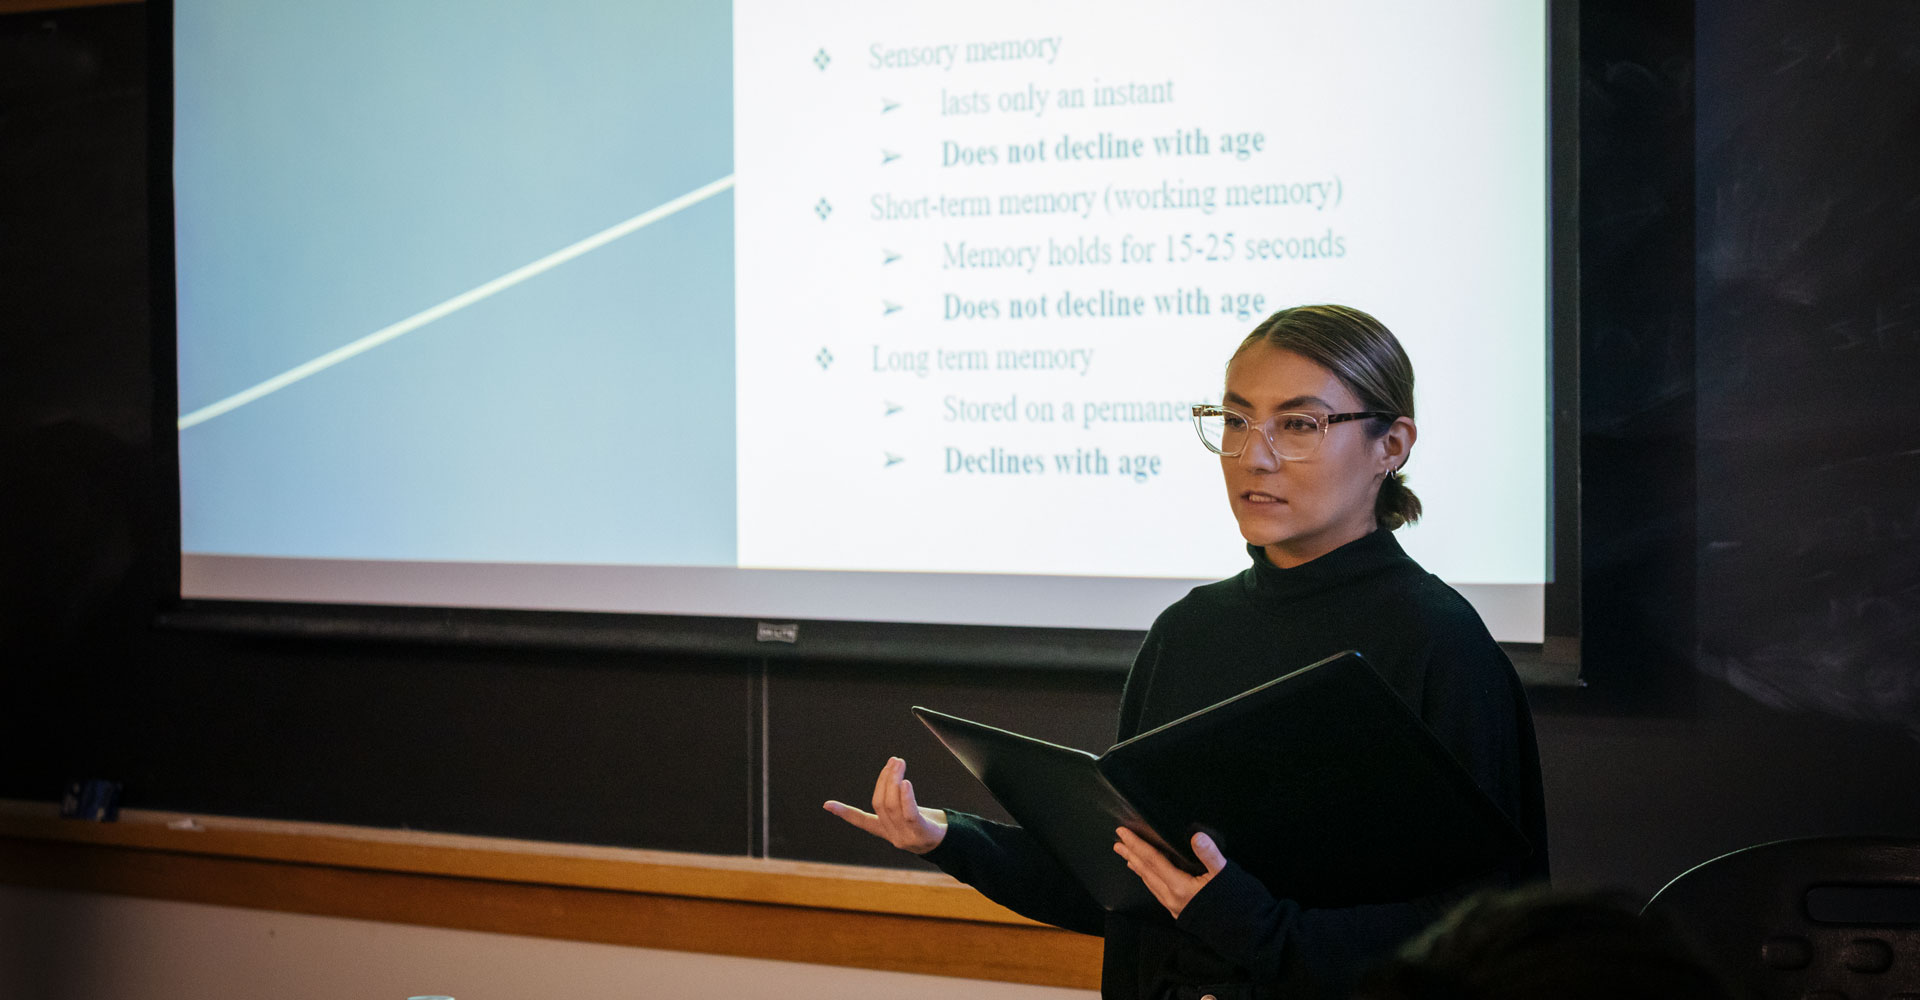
[177,173,737,431]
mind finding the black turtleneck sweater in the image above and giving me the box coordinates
[922,529,1550,1000]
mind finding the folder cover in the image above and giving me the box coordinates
[914,650,1530,917]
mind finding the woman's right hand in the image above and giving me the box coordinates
[823,756,948,854]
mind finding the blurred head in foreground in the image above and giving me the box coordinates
[1351,887,1735,1000]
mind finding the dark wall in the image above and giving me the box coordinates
[2,1,1916,901]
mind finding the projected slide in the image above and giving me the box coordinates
[174,0,1548,638]
[735,1,1545,584]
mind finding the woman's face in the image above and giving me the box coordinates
[1220,343,1415,568]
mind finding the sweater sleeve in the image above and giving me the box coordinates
[1169,623,1539,997]
[918,624,1171,939]
[1173,860,1490,996]
[920,809,1107,936]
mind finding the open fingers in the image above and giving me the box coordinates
[878,758,911,823]
[1115,827,1174,873]
[829,758,947,855]
[822,799,881,835]
[870,756,901,813]
[898,777,921,824]
[857,757,917,843]
[1113,828,1175,905]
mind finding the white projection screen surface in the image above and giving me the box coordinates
[172,1,1556,643]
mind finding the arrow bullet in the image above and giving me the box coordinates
[883,301,902,316]
[882,249,902,265]
[884,401,903,416]
[881,149,902,165]
[881,97,900,113]
[884,453,904,467]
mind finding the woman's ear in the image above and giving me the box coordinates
[1382,417,1417,473]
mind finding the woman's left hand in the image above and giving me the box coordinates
[1113,827,1229,919]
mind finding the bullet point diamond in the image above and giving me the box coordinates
[813,48,830,71]
[815,347,833,370]
[814,197,832,220]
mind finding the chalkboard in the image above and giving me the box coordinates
[1692,0,1920,738]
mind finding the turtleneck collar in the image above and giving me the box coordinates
[1242,528,1415,604]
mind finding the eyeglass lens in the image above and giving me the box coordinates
[1196,411,1325,460]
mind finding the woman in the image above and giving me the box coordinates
[826,304,1550,1000]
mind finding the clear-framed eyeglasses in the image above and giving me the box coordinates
[1190,404,1397,461]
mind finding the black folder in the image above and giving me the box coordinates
[913,650,1530,917]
